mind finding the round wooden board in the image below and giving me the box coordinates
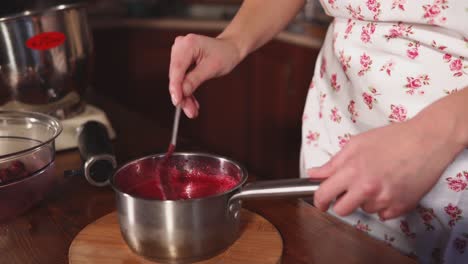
[69,209,283,264]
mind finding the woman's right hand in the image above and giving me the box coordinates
[169,34,243,118]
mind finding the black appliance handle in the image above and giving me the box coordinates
[77,121,116,187]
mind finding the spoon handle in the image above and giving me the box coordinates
[170,106,182,147]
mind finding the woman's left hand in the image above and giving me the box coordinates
[308,114,465,220]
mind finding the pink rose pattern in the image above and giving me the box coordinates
[384,22,413,41]
[346,4,364,21]
[400,220,416,239]
[365,0,381,20]
[320,56,327,78]
[444,203,462,228]
[339,50,351,73]
[418,206,436,231]
[406,41,420,60]
[431,40,448,51]
[380,60,395,76]
[330,107,342,123]
[422,0,449,24]
[347,100,359,123]
[306,131,320,147]
[338,133,351,148]
[443,54,467,77]
[361,22,376,43]
[404,74,430,95]
[392,0,406,11]
[444,88,459,95]
[344,19,356,39]
[318,92,326,119]
[355,220,371,233]
[362,86,380,109]
[330,74,341,92]
[358,53,373,76]
[303,1,468,258]
[454,234,468,254]
[446,171,468,192]
[384,234,396,246]
[328,0,338,9]
[389,104,407,122]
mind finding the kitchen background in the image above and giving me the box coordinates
[2,0,332,180]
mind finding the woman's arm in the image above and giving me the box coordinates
[169,0,305,118]
[217,0,306,60]
[413,87,468,150]
[309,86,468,220]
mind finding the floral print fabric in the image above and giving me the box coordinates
[301,0,468,263]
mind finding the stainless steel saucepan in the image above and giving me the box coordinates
[110,152,320,263]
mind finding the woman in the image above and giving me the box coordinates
[168,0,468,262]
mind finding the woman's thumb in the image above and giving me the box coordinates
[182,61,217,97]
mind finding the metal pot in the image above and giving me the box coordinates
[110,152,320,263]
[0,110,62,222]
[0,3,93,119]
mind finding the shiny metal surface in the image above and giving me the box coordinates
[83,154,116,187]
[110,152,320,263]
[115,190,240,263]
[0,3,93,119]
[230,178,320,202]
[111,152,246,263]
[170,106,182,146]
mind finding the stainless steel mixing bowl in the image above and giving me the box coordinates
[0,3,93,119]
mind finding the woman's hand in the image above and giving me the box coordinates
[169,34,243,118]
[308,110,466,220]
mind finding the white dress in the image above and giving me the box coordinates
[300,0,468,263]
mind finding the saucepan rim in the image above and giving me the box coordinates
[109,152,248,203]
[0,2,87,23]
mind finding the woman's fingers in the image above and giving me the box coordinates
[307,163,335,179]
[169,35,197,105]
[307,151,346,179]
[313,168,351,212]
[361,201,387,214]
[182,59,217,97]
[378,202,414,221]
[361,191,392,214]
[332,187,369,216]
[180,95,199,119]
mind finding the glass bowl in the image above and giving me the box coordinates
[0,110,62,222]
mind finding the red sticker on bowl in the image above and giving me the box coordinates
[26,32,66,51]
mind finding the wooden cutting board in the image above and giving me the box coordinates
[69,209,283,264]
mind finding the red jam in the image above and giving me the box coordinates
[0,161,28,185]
[116,158,240,200]
[126,168,239,200]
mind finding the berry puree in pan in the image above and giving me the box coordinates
[116,158,240,200]
[126,167,239,200]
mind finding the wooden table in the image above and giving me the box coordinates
[0,97,417,264]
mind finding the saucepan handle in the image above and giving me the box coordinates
[229,178,321,203]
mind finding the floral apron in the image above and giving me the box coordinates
[300,1,468,263]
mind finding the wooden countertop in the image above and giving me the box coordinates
[0,95,417,264]
[90,17,326,49]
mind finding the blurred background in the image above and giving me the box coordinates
[0,0,330,180]
[0,0,330,25]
